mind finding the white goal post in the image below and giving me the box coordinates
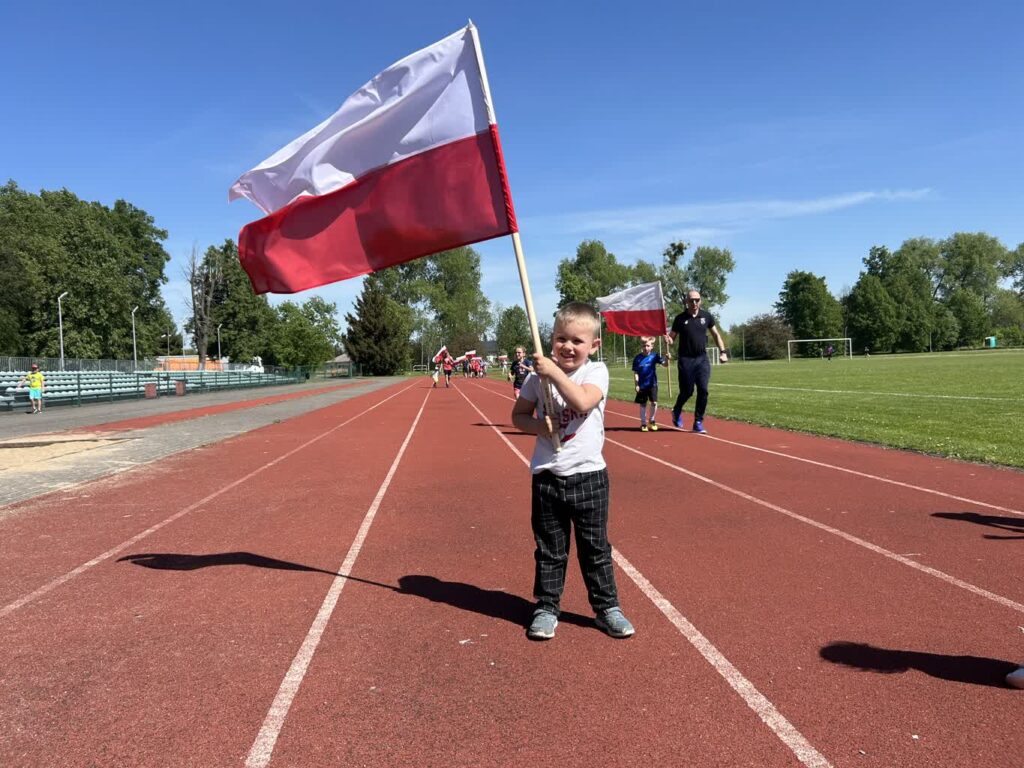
[706,346,720,365]
[787,338,852,362]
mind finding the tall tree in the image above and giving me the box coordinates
[422,247,490,352]
[731,314,793,360]
[495,305,531,356]
[934,232,1007,302]
[682,246,735,308]
[945,288,988,346]
[556,240,632,305]
[343,275,413,374]
[845,274,899,352]
[208,240,279,364]
[184,243,225,369]
[775,271,843,341]
[273,299,337,369]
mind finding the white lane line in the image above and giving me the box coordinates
[712,382,1021,403]
[600,403,1024,518]
[0,382,419,621]
[605,437,1024,615]
[456,385,834,768]
[246,389,431,768]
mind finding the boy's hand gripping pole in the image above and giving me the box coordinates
[511,232,561,451]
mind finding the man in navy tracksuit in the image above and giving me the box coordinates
[667,291,728,433]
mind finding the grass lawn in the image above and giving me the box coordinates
[605,349,1024,469]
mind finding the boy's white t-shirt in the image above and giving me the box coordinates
[519,359,608,476]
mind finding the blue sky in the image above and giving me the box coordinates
[4,1,1022,337]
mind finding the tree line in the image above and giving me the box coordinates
[740,233,1024,358]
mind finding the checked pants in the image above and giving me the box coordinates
[531,468,619,615]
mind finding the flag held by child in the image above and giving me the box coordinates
[432,346,448,363]
[229,25,518,294]
[596,281,667,337]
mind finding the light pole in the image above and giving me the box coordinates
[217,323,223,364]
[57,291,69,371]
[162,332,170,357]
[131,306,139,371]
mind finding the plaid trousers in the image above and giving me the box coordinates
[531,468,619,615]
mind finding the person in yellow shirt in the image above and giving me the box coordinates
[19,363,45,414]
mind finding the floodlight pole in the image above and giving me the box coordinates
[131,306,139,371]
[217,323,223,362]
[57,291,69,371]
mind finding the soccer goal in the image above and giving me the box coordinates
[706,347,721,365]
[787,338,852,362]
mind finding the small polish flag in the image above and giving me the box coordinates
[463,349,477,357]
[596,281,667,337]
[432,346,448,363]
[229,24,517,294]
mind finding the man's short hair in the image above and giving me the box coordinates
[554,302,601,336]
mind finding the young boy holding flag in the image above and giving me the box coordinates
[632,336,669,431]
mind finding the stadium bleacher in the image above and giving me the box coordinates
[1,369,300,412]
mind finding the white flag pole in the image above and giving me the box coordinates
[469,22,560,451]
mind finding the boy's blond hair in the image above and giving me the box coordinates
[553,302,601,336]
[640,336,654,345]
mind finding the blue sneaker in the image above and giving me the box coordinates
[672,411,683,429]
[693,420,706,434]
[596,607,635,638]
[526,609,558,640]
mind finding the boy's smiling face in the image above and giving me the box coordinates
[551,318,600,373]
[642,338,654,354]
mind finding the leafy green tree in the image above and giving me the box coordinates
[1005,243,1024,298]
[846,274,899,353]
[929,304,959,351]
[682,246,735,308]
[495,305,531,356]
[343,275,413,374]
[208,240,278,364]
[866,243,936,351]
[421,247,490,352]
[946,288,988,346]
[775,271,843,341]
[732,314,793,360]
[935,232,1007,302]
[0,181,172,359]
[556,240,632,305]
[988,288,1024,346]
[273,300,337,369]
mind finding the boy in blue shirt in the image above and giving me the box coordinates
[632,337,669,431]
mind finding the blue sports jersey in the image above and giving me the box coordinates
[632,352,664,389]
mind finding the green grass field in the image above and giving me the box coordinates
[604,349,1024,469]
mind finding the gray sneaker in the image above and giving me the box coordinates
[595,607,635,638]
[526,610,558,640]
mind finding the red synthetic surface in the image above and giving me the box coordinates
[1,376,1021,767]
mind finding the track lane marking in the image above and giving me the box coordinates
[479,376,1024,518]
[456,384,834,768]
[245,388,431,768]
[0,382,419,621]
[471,380,1024,614]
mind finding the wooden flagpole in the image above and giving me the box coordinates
[470,22,559,450]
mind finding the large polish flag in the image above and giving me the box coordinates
[229,25,517,294]
[596,281,668,336]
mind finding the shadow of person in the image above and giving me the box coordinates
[118,553,592,629]
[395,575,592,629]
[820,641,1018,688]
[932,511,1024,540]
[118,551,339,575]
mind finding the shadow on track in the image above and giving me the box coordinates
[931,511,1024,540]
[118,553,592,628]
[820,641,1018,687]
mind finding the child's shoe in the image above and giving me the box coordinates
[1008,665,1024,689]
[595,607,635,638]
[526,609,558,640]
[640,424,648,432]
[649,422,659,432]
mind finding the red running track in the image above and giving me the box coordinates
[1,376,1021,767]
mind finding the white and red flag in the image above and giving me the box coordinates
[595,281,667,337]
[463,349,477,357]
[229,24,517,294]
[432,345,448,363]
